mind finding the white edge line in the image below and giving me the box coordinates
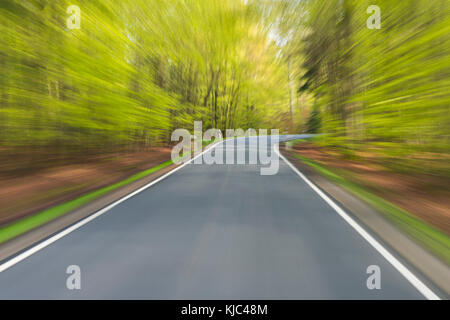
[0,140,224,273]
[275,143,440,300]
[1,138,442,300]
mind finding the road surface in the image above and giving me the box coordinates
[0,136,435,299]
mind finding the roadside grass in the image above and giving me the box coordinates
[291,152,450,265]
[202,139,215,147]
[0,138,223,245]
[0,160,174,245]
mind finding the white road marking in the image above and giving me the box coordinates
[0,137,442,301]
[275,144,441,300]
[0,141,223,273]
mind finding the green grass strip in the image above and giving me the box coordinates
[0,160,174,244]
[294,154,450,265]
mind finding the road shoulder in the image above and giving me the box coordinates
[280,146,450,297]
[0,162,179,263]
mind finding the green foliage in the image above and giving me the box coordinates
[1,0,449,175]
[273,0,450,175]
[0,0,291,163]
[306,105,321,133]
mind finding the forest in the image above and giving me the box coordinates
[0,0,449,175]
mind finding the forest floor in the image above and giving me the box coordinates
[286,141,450,235]
[0,148,172,226]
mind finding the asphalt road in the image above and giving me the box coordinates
[0,136,431,299]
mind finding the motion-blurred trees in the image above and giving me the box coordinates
[1,0,449,175]
[0,0,290,172]
[271,0,450,174]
